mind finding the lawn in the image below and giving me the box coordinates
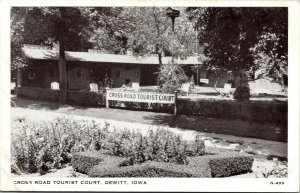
[12,97,287,142]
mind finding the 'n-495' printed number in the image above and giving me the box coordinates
[270,181,284,185]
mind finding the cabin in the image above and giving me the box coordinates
[17,44,279,92]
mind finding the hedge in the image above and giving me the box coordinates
[67,90,105,106]
[72,151,127,174]
[73,149,254,178]
[177,98,287,126]
[16,87,287,126]
[72,152,104,174]
[88,161,211,178]
[209,155,254,177]
[15,87,105,106]
[15,87,60,102]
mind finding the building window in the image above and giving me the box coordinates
[116,70,120,77]
[28,71,36,79]
[77,69,81,78]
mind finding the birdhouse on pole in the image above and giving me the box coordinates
[166,7,180,32]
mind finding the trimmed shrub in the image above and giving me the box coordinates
[16,87,105,106]
[89,161,211,178]
[67,90,105,106]
[209,155,254,177]
[87,148,253,178]
[16,87,60,102]
[204,147,254,177]
[177,98,287,127]
[72,152,104,174]
[72,151,127,174]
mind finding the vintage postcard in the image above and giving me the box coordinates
[0,0,299,192]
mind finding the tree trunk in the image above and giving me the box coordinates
[57,8,68,104]
[213,70,221,94]
[58,35,67,103]
[16,70,22,87]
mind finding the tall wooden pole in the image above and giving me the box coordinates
[58,8,68,104]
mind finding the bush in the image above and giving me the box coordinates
[158,61,188,93]
[177,98,287,127]
[88,148,254,178]
[11,116,205,175]
[67,90,105,106]
[72,152,104,174]
[105,128,201,165]
[11,117,102,174]
[209,156,254,177]
[16,87,105,106]
[89,160,211,178]
[16,87,60,102]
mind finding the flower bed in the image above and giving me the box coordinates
[11,116,205,175]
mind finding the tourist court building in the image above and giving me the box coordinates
[15,44,239,91]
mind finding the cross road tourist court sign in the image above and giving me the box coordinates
[106,90,176,104]
[106,89,178,114]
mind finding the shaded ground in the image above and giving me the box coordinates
[12,97,287,142]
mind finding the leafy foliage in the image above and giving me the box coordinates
[11,116,205,175]
[158,61,188,93]
[81,7,127,54]
[250,32,287,87]
[120,7,197,58]
[188,7,288,87]
[11,8,28,70]
[209,155,254,177]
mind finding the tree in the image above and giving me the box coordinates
[119,7,198,92]
[11,7,27,71]
[188,7,288,97]
[81,7,128,54]
[12,7,91,103]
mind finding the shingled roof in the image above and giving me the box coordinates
[22,47,202,65]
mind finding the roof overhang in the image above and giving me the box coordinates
[22,47,202,65]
